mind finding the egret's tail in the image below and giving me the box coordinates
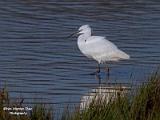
[116,50,130,60]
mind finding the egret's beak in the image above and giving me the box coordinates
[67,30,82,38]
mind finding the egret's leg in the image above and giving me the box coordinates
[96,63,100,73]
[105,66,110,79]
[89,63,100,75]
[95,73,101,85]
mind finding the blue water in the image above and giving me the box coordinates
[0,0,159,114]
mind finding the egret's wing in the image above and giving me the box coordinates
[85,36,118,55]
[84,36,129,62]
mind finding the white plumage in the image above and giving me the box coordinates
[77,25,130,64]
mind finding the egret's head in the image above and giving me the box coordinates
[78,25,91,35]
[68,24,91,38]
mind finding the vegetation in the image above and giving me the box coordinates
[0,70,160,120]
[0,87,53,120]
[67,70,160,120]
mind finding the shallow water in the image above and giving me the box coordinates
[0,0,159,112]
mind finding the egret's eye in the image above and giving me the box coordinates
[78,29,82,33]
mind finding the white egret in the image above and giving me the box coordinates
[72,25,130,74]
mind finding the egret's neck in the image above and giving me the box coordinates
[77,29,91,55]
